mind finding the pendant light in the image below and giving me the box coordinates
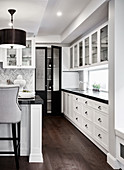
[0,9,26,48]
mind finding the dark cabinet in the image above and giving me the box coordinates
[35,46,61,115]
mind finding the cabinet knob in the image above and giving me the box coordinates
[85,111,88,115]
[76,98,78,101]
[98,118,102,122]
[76,106,78,110]
[76,117,78,120]
[98,106,101,110]
[98,134,102,139]
[85,124,88,128]
[85,101,87,104]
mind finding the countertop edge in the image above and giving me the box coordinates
[62,89,108,104]
[18,95,44,105]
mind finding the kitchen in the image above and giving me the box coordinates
[0,0,124,170]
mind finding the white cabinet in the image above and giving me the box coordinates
[63,91,109,152]
[63,92,73,119]
[69,23,108,70]
[3,37,35,68]
[0,48,4,62]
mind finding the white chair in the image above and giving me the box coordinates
[0,85,21,169]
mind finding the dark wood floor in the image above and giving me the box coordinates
[0,116,114,170]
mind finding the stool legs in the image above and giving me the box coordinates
[17,122,20,157]
[12,123,20,169]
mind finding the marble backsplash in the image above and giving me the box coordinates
[0,63,35,91]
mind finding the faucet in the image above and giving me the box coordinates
[79,81,88,91]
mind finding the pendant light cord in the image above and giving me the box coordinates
[8,9,16,29]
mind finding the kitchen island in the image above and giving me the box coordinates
[0,95,44,163]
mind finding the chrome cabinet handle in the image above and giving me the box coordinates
[98,118,102,122]
[98,106,101,110]
[98,134,102,139]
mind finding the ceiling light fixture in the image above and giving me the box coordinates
[57,11,62,17]
[0,9,26,49]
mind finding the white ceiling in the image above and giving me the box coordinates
[38,0,91,36]
[0,0,108,43]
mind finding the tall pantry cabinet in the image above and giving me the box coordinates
[35,46,61,115]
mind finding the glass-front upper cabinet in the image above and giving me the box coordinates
[85,37,89,65]
[91,32,97,64]
[70,47,73,69]
[79,41,83,66]
[3,48,19,68]
[3,38,35,68]
[74,44,78,67]
[100,25,108,62]
[21,38,35,68]
[22,40,32,67]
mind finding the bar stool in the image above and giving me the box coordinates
[0,85,21,169]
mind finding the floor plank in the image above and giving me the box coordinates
[0,116,115,170]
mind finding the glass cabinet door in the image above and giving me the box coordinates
[22,40,32,66]
[6,48,18,66]
[70,47,73,68]
[100,25,108,62]
[52,46,61,114]
[85,37,89,65]
[92,32,97,64]
[79,41,83,66]
[74,44,78,67]
[47,48,52,114]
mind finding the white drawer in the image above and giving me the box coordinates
[94,111,108,132]
[82,118,93,136]
[94,125,108,150]
[82,106,93,121]
[73,111,82,126]
[92,101,108,114]
[73,95,84,104]
[73,102,82,114]
[73,95,79,102]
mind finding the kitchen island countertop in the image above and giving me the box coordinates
[18,95,44,105]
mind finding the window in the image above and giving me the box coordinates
[88,69,108,92]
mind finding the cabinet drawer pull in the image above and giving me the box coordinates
[76,117,78,120]
[98,134,102,139]
[85,124,88,128]
[76,106,78,110]
[98,118,102,122]
[85,111,88,115]
[76,98,78,101]
[85,101,87,104]
[98,106,101,110]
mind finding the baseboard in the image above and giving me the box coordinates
[29,153,43,163]
[107,153,121,169]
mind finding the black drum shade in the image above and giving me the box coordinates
[0,29,26,48]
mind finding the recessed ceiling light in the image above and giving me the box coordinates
[57,11,62,17]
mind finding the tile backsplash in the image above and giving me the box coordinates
[0,63,35,91]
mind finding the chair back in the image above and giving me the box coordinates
[0,85,21,123]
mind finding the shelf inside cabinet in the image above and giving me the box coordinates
[47,100,52,102]
[47,111,52,113]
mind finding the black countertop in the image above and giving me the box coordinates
[18,95,44,105]
[62,88,108,104]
